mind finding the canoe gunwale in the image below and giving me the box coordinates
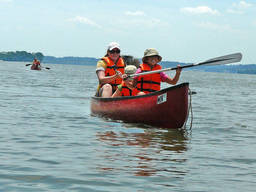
[91,82,189,102]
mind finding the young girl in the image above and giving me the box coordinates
[112,65,141,97]
[134,48,182,94]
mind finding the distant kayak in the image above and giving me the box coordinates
[91,83,189,129]
[30,64,41,70]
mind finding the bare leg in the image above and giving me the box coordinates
[101,84,113,98]
[137,91,145,96]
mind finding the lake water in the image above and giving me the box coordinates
[0,61,255,192]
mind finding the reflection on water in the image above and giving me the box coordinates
[96,126,189,177]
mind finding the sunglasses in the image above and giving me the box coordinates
[109,49,120,54]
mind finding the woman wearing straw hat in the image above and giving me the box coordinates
[135,48,182,94]
[95,42,125,97]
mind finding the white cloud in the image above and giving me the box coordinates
[125,11,145,16]
[197,22,232,32]
[236,1,252,8]
[227,1,252,14]
[0,0,12,2]
[120,17,168,29]
[180,6,219,15]
[145,18,166,27]
[226,9,243,14]
[123,11,168,28]
[68,16,101,28]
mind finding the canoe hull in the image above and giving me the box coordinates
[91,83,189,129]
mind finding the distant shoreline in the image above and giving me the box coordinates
[1,58,256,75]
[0,51,255,75]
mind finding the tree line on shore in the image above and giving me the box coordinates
[0,51,255,74]
[0,51,44,62]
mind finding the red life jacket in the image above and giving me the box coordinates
[136,63,161,94]
[101,57,125,91]
[120,81,139,96]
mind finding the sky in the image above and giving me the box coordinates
[1,0,255,64]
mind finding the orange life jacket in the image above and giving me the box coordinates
[33,60,40,65]
[31,60,41,70]
[101,57,125,91]
[136,63,161,94]
[120,81,139,96]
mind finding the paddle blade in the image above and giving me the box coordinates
[45,67,50,70]
[26,63,31,66]
[199,52,242,66]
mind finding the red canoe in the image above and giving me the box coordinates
[91,82,189,129]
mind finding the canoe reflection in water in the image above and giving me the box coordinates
[96,127,189,177]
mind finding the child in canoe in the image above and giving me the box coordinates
[112,65,143,97]
[134,48,182,94]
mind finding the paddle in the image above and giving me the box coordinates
[129,52,242,78]
[26,63,32,66]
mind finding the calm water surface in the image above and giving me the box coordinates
[0,61,255,192]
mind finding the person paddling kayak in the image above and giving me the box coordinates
[31,58,41,70]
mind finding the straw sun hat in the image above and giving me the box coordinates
[142,48,162,63]
[125,65,137,75]
[124,65,137,80]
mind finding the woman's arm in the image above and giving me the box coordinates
[97,70,122,84]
